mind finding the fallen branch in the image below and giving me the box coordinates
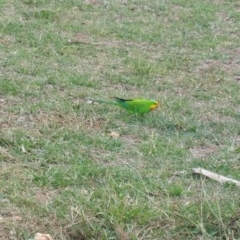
[192,168,240,187]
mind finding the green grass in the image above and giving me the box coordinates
[1,0,240,239]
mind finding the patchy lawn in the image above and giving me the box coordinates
[0,0,240,239]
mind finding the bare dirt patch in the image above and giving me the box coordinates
[190,145,218,158]
[198,111,235,123]
[196,60,220,74]
[34,188,57,205]
[196,47,240,77]
[224,48,240,80]
[0,204,22,240]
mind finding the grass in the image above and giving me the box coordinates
[0,0,240,239]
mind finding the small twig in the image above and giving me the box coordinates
[193,167,240,187]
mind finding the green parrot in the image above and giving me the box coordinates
[89,97,159,114]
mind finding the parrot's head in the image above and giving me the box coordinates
[150,101,159,111]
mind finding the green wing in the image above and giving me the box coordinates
[114,98,159,114]
[89,97,159,114]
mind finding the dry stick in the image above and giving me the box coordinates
[192,168,240,187]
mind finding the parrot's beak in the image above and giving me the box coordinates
[150,101,159,110]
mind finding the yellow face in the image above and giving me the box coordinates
[150,101,159,111]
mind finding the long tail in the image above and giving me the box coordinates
[88,98,118,105]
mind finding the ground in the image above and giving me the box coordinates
[0,0,240,239]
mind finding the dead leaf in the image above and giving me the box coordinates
[34,233,53,240]
[9,229,16,236]
[86,99,93,104]
[108,131,119,139]
[21,145,27,153]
